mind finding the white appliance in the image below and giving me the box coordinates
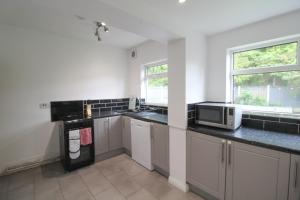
[128,97,136,111]
[195,103,242,130]
[131,119,153,170]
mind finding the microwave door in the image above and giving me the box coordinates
[197,106,225,125]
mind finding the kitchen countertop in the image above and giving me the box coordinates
[63,110,168,125]
[188,123,300,155]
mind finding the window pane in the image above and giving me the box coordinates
[146,77,168,104]
[233,71,300,111]
[147,64,168,75]
[233,42,298,70]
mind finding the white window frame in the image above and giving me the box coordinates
[143,60,168,106]
[228,35,300,114]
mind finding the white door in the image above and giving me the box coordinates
[131,119,153,170]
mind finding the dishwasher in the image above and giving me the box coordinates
[131,119,153,170]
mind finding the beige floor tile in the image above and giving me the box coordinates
[144,180,173,199]
[94,188,125,200]
[97,162,123,177]
[7,183,34,200]
[59,173,88,198]
[127,189,158,200]
[113,178,142,197]
[78,165,100,176]
[81,171,113,196]
[185,192,206,200]
[8,170,36,191]
[63,189,95,200]
[131,171,158,187]
[123,162,148,176]
[159,188,187,200]
[35,187,64,200]
[0,176,9,200]
[105,171,131,185]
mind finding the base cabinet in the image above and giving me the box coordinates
[226,141,290,200]
[122,116,131,153]
[187,131,290,200]
[94,116,122,155]
[151,123,169,175]
[94,118,109,155]
[289,155,300,200]
[108,116,123,151]
[187,131,226,200]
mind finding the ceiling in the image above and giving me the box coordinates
[0,0,299,49]
[0,0,149,49]
[99,0,300,35]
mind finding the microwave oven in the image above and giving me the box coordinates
[195,103,242,130]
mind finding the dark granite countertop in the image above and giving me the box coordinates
[63,111,168,125]
[188,124,300,155]
[123,112,168,125]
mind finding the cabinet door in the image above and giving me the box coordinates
[151,123,169,173]
[94,118,109,155]
[122,116,131,152]
[108,116,123,151]
[226,141,290,200]
[289,154,300,200]
[187,131,226,200]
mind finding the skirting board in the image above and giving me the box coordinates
[168,176,189,192]
[1,156,60,176]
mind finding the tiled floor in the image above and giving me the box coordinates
[0,154,205,200]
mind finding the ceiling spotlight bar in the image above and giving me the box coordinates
[94,21,109,42]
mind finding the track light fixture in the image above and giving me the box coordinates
[95,21,109,42]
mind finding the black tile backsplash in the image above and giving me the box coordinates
[264,121,299,134]
[250,115,279,122]
[85,98,130,114]
[242,118,264,130]
[186,102,300,135]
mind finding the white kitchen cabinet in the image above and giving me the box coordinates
[289,154,300,200]
[187,131,226,200]
[131,119,153,170]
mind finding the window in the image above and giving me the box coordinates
[144,62,168,105]
[230,37,300,114]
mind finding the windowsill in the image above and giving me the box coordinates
[241,107,300,120]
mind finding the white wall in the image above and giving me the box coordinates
[186,33,207,104]
[128,40,167,97]
[167,39,189,191]
[207,10,300,102]
[0,25,129,173]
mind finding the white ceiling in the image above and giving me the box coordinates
[0,0,149,49]
[99,0,300,35]
[0,0,299,48]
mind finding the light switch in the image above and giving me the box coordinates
[39,103,49,109]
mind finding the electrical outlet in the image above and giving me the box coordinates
[39,103,49,109]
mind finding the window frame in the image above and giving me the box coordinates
[143,60,168,106]
[228,36,300,113]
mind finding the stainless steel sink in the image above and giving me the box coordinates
[135,111,157,117]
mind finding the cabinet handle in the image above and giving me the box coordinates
[221,140,226,163]
[228,141,232,166]
[295,162,298,188]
